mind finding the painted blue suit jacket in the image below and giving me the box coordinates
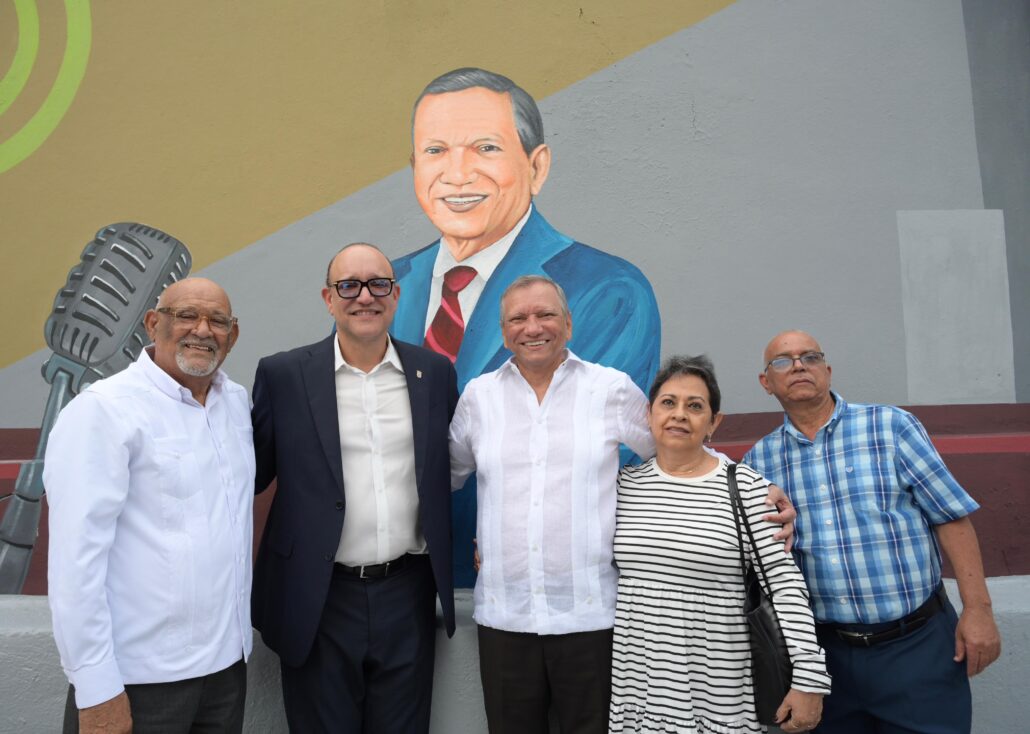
[390,207,661,587]
[390,207,661,394]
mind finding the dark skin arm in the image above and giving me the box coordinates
[764,484,796,552]
[934,516,1001,676]
[79,692,132,734]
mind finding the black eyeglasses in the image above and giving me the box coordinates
[765,351,826,373]
[155,308,237,334]
[329,278,395,299]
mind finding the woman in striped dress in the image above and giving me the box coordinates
[609,355,830,733]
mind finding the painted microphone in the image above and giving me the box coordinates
[0,223,191,592]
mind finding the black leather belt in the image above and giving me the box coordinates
[821,585,946,647]
[335,553,413,579]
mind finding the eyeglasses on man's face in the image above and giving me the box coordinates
[329,278,396,299]
[765,351,826,373]
[155,308,237,335]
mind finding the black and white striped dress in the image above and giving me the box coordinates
[609,459,831,733]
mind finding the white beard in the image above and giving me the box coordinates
[176,345,218,377]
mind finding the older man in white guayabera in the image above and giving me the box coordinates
[45,278,253,734]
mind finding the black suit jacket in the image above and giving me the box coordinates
[250,335,458,666]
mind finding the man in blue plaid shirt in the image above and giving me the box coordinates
[743,330,1000,734]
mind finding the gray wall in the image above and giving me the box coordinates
[962,0,1030,402]
[2,579,1027,733]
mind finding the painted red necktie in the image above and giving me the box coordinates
[423,265,477,363]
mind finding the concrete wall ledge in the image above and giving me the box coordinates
[1,581,1026,733]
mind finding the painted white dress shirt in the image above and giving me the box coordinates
[449,352,655,634]
[45,348,254,709]
[423,205,533,336]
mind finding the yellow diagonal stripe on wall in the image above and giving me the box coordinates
[0,0,736,368]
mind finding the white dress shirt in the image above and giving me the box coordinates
[44,348,254,709]
[333,336,424,565]
[449,352,655,634]
[423,205,533,335]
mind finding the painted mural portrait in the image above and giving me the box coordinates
[391,68,663,586]
[391,68,661,394]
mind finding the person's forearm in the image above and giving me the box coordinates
[934,516,992,611]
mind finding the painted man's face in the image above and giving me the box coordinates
[411,87,550,259]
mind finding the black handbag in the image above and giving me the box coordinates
[727,463,793,726]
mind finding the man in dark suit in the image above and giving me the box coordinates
[251,242,458,733]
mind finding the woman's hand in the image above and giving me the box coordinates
[775,688,822,732]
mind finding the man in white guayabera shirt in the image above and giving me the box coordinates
[45,278,254,734]
[449,275,795,734]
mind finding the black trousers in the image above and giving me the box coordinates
[280,554,437,733]
[477,625,614,734]
[64,658,246,734]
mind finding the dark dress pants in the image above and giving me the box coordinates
[814,593,971,734]
[477,625,613,734]
[280,554,437,733]
[63,658,246,734]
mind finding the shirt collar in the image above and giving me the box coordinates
[781,390,847,441]
[432,204,534,281]
[138,346,226,403]
[500,348,582,380]
[333,334,404,376]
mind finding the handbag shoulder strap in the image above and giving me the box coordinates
[727,463,773,597]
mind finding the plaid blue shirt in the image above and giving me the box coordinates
[743,393,979,624]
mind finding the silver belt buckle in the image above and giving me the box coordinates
[838,629,874,646]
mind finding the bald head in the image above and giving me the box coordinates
[758,329,832,412]
[326,243,393,287]
[157,277,232,314]
[144,277,238,398]
[762,330,823,368]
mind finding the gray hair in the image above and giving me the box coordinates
[648,355,722,415]
[412,67,545,155]
[500,275,570,323]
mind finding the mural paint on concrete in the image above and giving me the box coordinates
[392,68,662,586]
[0,0,92,174]
[0,224,191,593]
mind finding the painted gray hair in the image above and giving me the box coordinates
[412,67,545,155]
[500,275,570,323]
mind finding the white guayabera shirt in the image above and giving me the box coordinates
[45,348,254,709]
[449,352,654,634]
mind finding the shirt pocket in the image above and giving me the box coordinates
[152,435,202,509]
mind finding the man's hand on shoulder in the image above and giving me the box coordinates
[954,603,1002,677]
[762,483,796,552]
[79,691,132,734]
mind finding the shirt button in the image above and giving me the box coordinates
[846,466,853,473]
[533,500,540,507]
[335,501,344,510]
[824,519,833,526]
[839,597,848,604]
[532,545,539,552]
[324,554,333,561]
[830,558,839,565]
[820,484,827,491]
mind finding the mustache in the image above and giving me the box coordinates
[178,337,219,351]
